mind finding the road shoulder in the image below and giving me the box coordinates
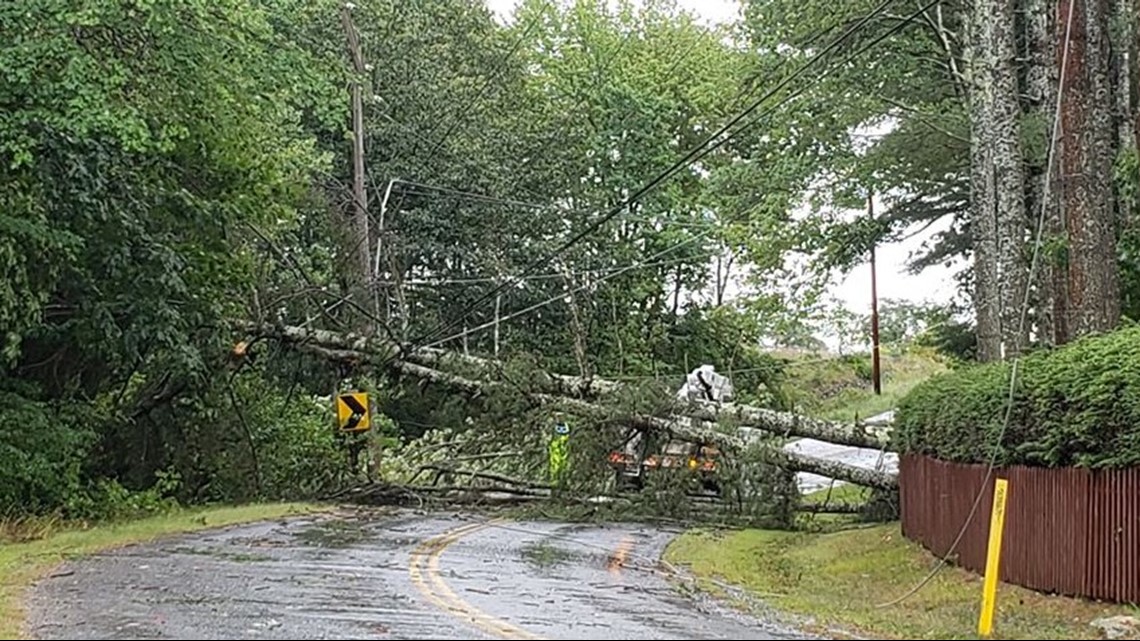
[662,522,1138,640]
[3,502,322,640]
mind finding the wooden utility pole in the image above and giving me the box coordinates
[341,3,374,332]
[868,191,882,396]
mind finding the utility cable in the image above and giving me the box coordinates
[396,0,906,360]
[420,232,713,350]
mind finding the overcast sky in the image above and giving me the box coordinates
[483,0,962,329]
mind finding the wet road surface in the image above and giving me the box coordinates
[28,508,818,640]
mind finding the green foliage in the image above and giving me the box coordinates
[216,370,358,501]
[894,325,1140,468]
[0,389,94,516]
[1116,148,1140,321]
[0,383,180,521]
[782,349,946,420]
[67,473,181,522]
[0,0,1029,522]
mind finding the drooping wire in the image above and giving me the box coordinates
[394,0,908,361]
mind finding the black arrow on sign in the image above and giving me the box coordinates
[341,395,367,431]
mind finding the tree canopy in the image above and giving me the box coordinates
[1,0,1136,516]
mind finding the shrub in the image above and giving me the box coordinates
[0,390,96,515]
[893,325,1140,469]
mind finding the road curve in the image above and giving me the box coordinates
[27,508,818,640]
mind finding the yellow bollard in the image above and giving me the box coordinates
[978,477,1010,637]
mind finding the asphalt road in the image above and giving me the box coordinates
[27,508,819,640]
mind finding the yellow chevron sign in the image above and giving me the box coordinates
[336,392,371,432]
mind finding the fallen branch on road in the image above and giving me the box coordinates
[260,325,898,491]
[797,502,866,514]
[415,464,551,490]
[249,322,891,450]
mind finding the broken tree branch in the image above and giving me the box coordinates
[680,401,889,451]
[256,324,897,490]
[417,464,551,490]
[346,344,899,490]
[250,322,891,451]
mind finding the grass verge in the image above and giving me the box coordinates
[783,349,946,421]
[664,523,1135,640]
[0,502,322,639]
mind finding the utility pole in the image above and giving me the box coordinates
[868,190,882,396]
[341,3,374,332]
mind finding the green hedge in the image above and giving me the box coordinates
[892,324,1140,469]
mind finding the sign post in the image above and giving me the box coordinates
[978,477,1010,637]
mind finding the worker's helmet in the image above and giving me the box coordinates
[554,421,570,435]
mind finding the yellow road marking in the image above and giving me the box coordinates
[606,535,635,576]
[408,520,544,640]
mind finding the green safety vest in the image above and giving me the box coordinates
[548,424,570,483]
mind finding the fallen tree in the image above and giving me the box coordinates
[253,322,891,451]
[330,470,874,514]
[247,322,623,398]
[287,339,898,491]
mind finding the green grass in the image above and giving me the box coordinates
[801,482,870,506]
[783,349,947,421]
[664,523,1135,640]
[0,502,322,639]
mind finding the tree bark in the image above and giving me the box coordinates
[775,448,898,491]
[252,322,891,450]
[249,321,625,398]
[986,0,1030,357]
[1114,0,1136,154]
[968,0,1028,359]
[1058,0,1122,339]
[677,400,889,450]
[392,356,898,488]
[1026,0,1067,347]
[966,2,1002,361]
[1134,0,1140,156]
[274,334,898,490]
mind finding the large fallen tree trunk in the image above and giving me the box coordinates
[247,322,623,398]
[292,341,897,491]
[253,322,891,451]
[679,401,887,450]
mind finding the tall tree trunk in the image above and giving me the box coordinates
[1114,0,1136,154]
[967,3,1003,361]
[1058,0,1122,338]
[987,0,1030,357]
[1134,0,1140,155]
[1026,0,1067,346]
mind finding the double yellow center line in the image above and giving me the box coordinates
[407,519,544,640]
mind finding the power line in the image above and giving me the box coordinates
[395,180,729,233]
[385,254,706,287]
[394,179,548,210]
[875,0,1077,609]
[396,0,906,359]
[421,231,713,350]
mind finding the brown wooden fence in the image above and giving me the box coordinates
[899,453,1140,604]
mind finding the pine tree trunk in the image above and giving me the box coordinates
[967,3,1003,361]
[1026,0,1068,347]
[987,0,1030,356]
[1132,0,1140,157]
[1114,0,1136,154]
[1058,0,1122,338]
[1134,0,1140,155]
